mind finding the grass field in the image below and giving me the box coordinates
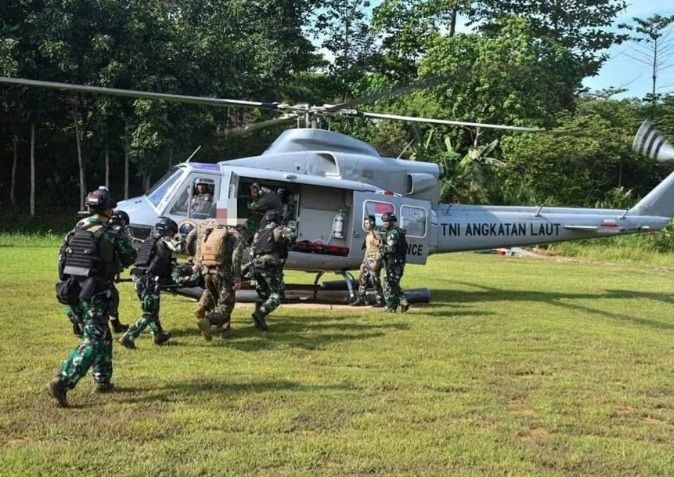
[1,242,674,476]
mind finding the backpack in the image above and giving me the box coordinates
[60,224,107,279]
[201,226,230,267]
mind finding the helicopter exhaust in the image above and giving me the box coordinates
[632,121,674,162]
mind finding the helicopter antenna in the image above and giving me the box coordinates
[185,145,202,163]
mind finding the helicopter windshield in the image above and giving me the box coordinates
[146,167,184,207]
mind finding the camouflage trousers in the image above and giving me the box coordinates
[126,274,164,339]
[253,265,285,315]
[383,260,408,311]
[198,272,236,326]
[109,282,120,319]
[356,259,384,304]
[56,291,114,388]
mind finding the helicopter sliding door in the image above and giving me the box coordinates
[353,191,431,265]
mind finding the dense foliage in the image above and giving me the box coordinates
[1,0,673,218]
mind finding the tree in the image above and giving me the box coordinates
[468,0,629,78]
[618,14,674,112]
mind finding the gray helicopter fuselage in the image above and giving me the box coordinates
[117,127,674,273]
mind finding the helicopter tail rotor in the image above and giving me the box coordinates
[633,120,674,162]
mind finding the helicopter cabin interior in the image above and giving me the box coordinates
[144,166,431,265]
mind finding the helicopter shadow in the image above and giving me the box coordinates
[424,281,674,331]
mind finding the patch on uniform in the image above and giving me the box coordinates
[178,219,196,236]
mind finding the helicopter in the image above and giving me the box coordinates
[2,77,674,289]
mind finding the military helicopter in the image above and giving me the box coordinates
[2,77,674,288]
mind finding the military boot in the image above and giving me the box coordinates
[194,305,207,320]
[92,381,115,393]
[118,333,136,349]
[399,302,411,313]
[218,322,233,339]
[372,300,385,308]
[109,317,129,333]
[72,322,83,337]
[349,297,365,307]
[197,318,212,342]
[153,331,171,346]
[251,308,268,331]
[46,377,68,408]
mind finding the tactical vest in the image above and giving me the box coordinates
[134,236,172,276]
[135,236,158,267]
[386,227,408,262]
[61,224,107,279]
[253,226,275,256]
[201,226,229,267]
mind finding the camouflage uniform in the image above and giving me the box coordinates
[193,225,245,338]
[251,219,295,330]
[54,216,137,390]
[108,222,131,333]
[120,235,185,347]
[382,226,409,312]
[354,224,384,306]
[246,186,283,241]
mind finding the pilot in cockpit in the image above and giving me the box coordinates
[187,180,213,214]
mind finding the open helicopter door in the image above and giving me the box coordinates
[353,192,431,265]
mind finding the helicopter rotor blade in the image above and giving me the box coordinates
[0,76,283,110]
[225,114,299,135]
[359,111,544,132]
[324,75,446,112]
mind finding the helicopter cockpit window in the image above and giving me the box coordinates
[400,205,427,238]
[146,168,183,208]
[363,200,394,231]
[170,177,217,218]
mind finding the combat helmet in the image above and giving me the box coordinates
[85,186,117,212]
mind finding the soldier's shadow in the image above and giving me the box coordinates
[168,314,409,351]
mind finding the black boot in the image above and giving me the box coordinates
[251,308,268,331]
[350,297,365,306]
[109,317,129,333]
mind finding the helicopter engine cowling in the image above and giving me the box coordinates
[406,173,437,195]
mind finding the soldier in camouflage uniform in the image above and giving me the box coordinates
[48,187,137,407]
[250,210,295,330]
[246,183,283,242]
[350,215,385,307]
[380,212,410,313]
[118,217,186,349]
[189,222,245,340]
[107,209,131,333]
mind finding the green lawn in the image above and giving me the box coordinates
[1,245,674,476]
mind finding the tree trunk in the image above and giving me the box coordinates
[124,147,129,199]
[30,123,35,217]
[74,102,87,207]
[143,174,151,192]
[10,134,18,206]
[105,147,110,189]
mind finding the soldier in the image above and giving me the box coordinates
[118,217,186,349]
[380,212,410,313]
[49,186,137,407]
[191,222,245,340]
[187,180,213,214]
[246,183,283,240]
[350,215,385,307]
[250,210,295,330]
[107,209,131,333]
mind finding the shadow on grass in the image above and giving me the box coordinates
[115,379,365,404]
[427,282,674,330]
[166,316,410,352]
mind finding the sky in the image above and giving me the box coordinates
[583,1,674,98]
